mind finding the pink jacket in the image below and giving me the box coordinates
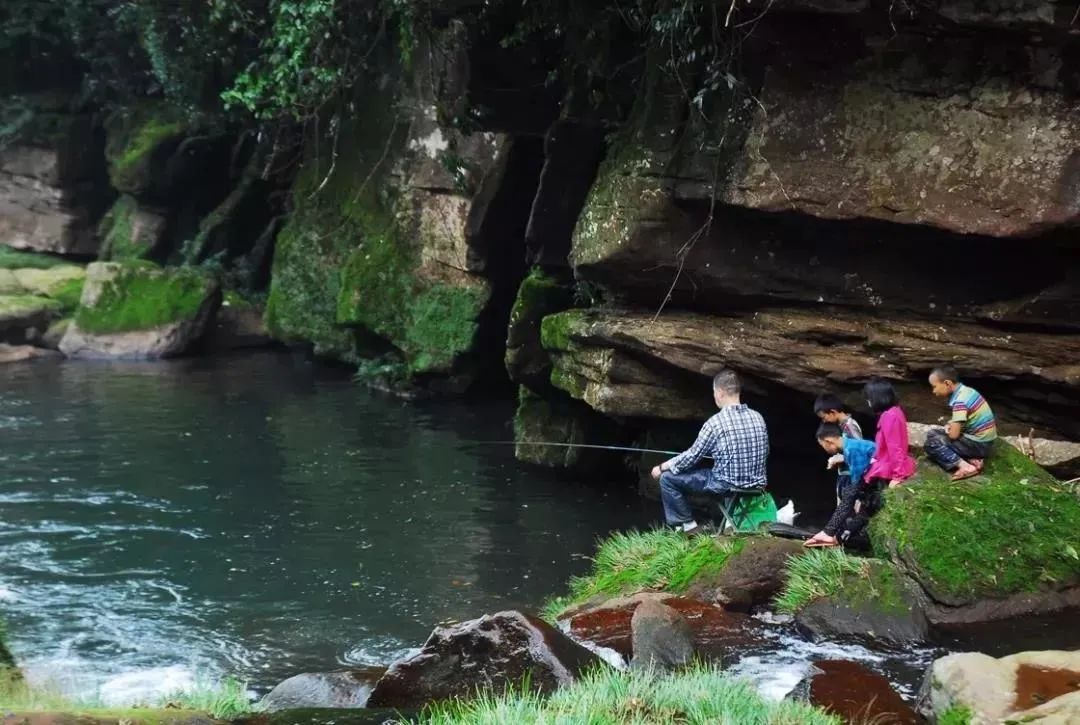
[867,406,916,482]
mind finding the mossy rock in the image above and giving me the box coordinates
[98,195,165,261]
[0,294,63,340]
[869,442,1080,606]
[794,559,930,645]
[513,385,623,470]
[505,268,574,390]
[103,104,189,196]
[60,262,220,359]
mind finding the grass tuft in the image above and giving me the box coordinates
[774,548,867,614]
[413,662,840,724]
[542,529,742,620]
[159,675,252,720]
[937,704,973,725]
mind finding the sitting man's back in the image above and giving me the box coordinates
[651,369,769,535]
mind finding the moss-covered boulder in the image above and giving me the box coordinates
[59,262,220,359]
[869,442,1080,608]
[103,104,190,197]
[97,195,165,261]
[505,268,574,391]
[793,559,930,645]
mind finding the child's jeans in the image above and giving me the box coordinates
[924,428,992,471]
[824,478,885,541]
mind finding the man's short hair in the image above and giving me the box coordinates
[814,393,850,415]
[931,364,960,384]
[712,369,740,395]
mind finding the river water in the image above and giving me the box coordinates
[0,352,656,702]
[0,352,1070,709]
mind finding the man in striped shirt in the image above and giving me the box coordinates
[926,365,998,481]
[650,369,769,535]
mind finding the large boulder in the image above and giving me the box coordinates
[97,195,166,261]
[258,668,385,712]
[0,106,104,257]
[870,444,1080,614]
[919,650,1080,724]
[59,262,220,360]
[629,598,695,671]
[365,610,601,710]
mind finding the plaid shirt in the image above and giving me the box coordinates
[669,404,769,490]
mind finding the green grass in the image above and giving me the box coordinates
[74,264,213,334]
[937,704,973,725]
[869,442,1080,602]
[413,663,840,724]
[160,675,252,720]
[774,548,867,614]
[542,529,743,621]
[0,247,71,270]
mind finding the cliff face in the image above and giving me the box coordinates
[1,1,1077,446]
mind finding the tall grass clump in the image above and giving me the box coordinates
[937,704,973,725]
[415,663,841,724]
[542,529,743,620]
[774,548,867,614]
[160,676,252,720]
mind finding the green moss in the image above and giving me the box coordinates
[335,219,411,343]
[50,277,85,313]
[74,264,214,334]
[105,105,187,192]
[937,704,973,725]
[416,663,840,725]
[509,268,571,329]
[0,248,71,270]
[869,442,1080,602]
[539,309,589,352]
[0,294,62,320]
[543,529,744,620]
[98,195,156,261]
[405,284,488,374]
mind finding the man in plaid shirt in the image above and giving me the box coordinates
[650,369,769,535]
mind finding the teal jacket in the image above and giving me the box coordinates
[843,436,876,486]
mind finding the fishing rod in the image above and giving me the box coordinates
[466,442,717,460]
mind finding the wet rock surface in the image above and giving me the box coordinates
[629,598,694,671]
[686,536,806,612]
[803,660,919,724]
[365,610,601,710]
[565,592,764,658]
[258,668,386,712]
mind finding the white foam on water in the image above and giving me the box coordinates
[98,665,198,705]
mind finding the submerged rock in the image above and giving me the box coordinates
[258,668,385,712]
[0,343,61,364]
[59,262,220,360]
[365,610,600,710]
[919,650,1080,724]
[796,660,918,724]
[629,598,694,671]
[565,592,763,659]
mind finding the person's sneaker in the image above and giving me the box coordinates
[681,524,710,538]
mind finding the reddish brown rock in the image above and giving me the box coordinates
[565,592,763,659]
[806,660,919,724]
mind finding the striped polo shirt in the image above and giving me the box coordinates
[948,384,997,443]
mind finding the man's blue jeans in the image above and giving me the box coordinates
[660,469,735,526]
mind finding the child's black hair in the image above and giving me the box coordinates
[930,364,960,383]
[864,377,900,414]
[816,422,844,440]
[813,393,851,415]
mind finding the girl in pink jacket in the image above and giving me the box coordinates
[864,378,916,487]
